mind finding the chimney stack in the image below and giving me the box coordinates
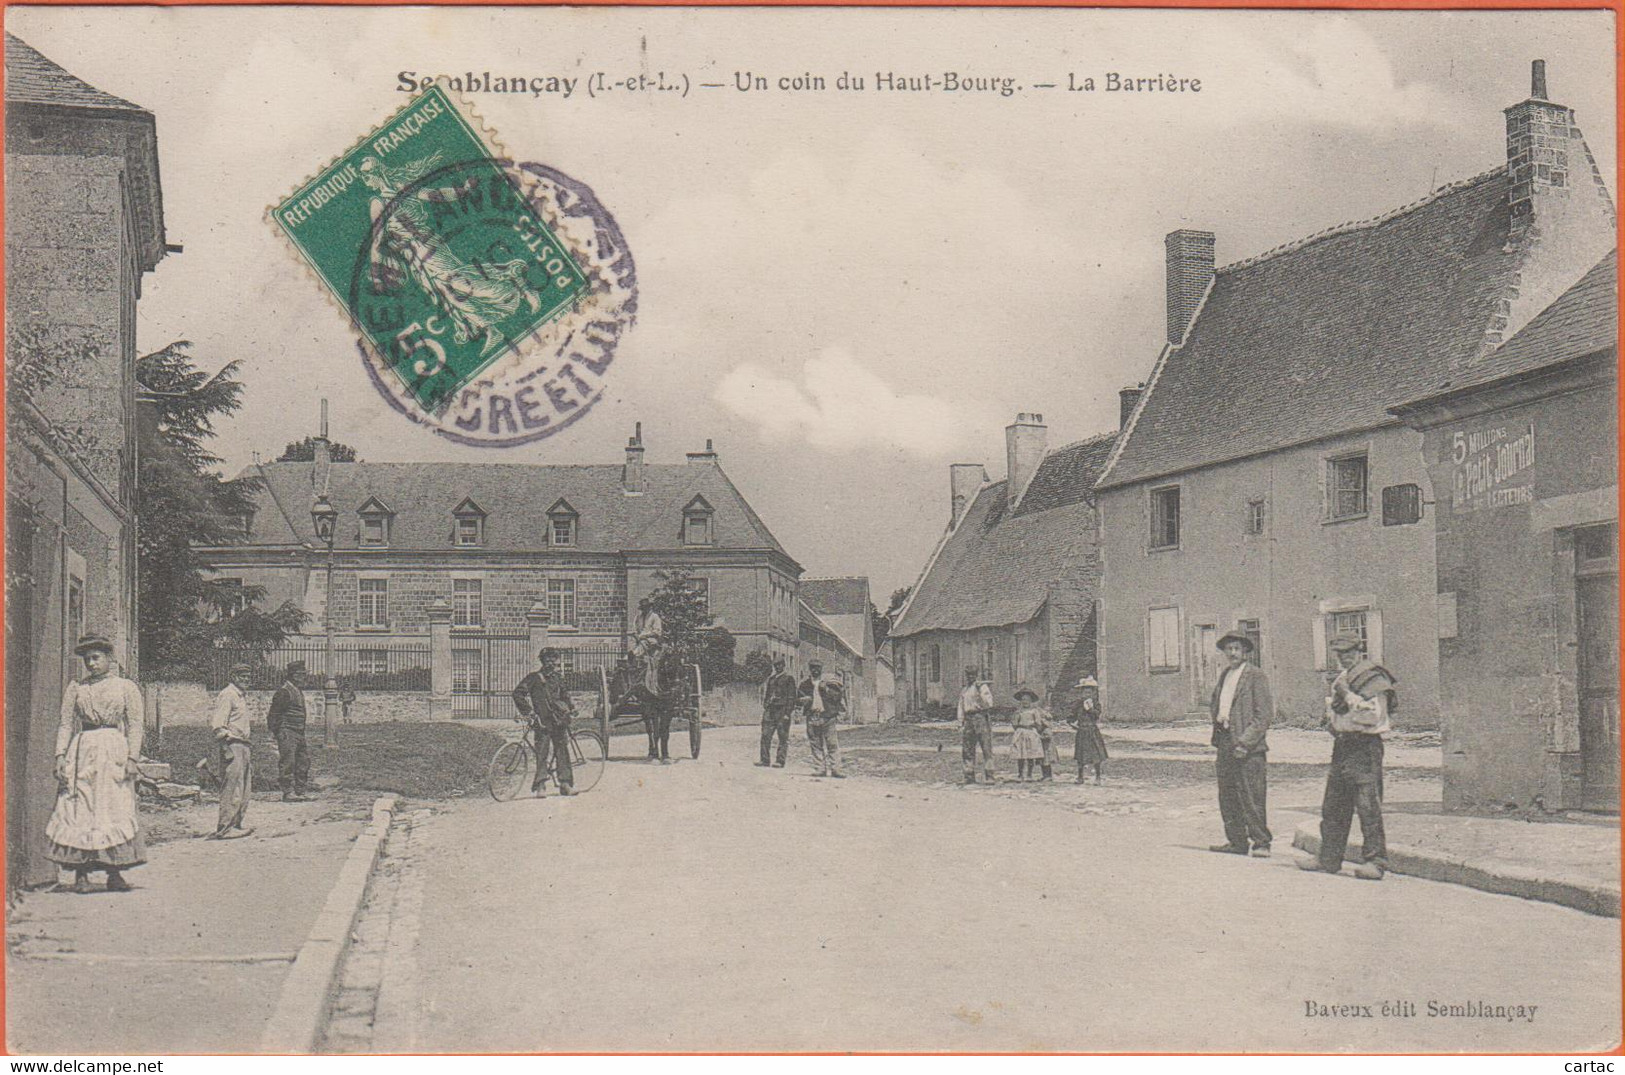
[1505,59,1578,230]
[622,422,645,494]
[1531,59,1548,100]
[1164,229,1215,344]
[1005,412,1048,511]
[1119,384,1145,429]
[686,438,718,466]
[313,398,332,493]
[949,463,987,527]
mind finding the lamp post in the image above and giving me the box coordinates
[310,494,340,748]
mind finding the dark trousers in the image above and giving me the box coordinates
[760,711,792,765]
[961,714,995,777]
[1214,730,1271,849]
[532,721,574,790]
[1318,734,1387,869]
[275,724,311,794]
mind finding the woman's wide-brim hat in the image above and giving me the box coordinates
[1216,631,1255,653]
[72,633,114,656]
[1076,675,1099,688]
[1013,687,1041,703]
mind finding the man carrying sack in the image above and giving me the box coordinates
[1300,633,1396,881]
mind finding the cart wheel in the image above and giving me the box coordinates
[688,710,703,759]
[487,739,533,802]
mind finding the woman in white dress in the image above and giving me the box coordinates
[48,634,146,893]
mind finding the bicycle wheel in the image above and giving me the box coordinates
[564,730,606,793]
[487,739,534,802]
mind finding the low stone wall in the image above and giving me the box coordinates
[149,682,431,728]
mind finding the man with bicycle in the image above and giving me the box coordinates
[512,648,576,797]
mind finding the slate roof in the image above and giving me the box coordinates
[799,599,861,659]
[1099,171,1525,489]
[892,433,1116,636]
[799,577,870,617]
[5,34,145,112]
[233,460,792,558]
[1401,249,1617,403]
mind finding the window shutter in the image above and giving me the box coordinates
[1366,610,1384,663]
[1311,613,1327,672]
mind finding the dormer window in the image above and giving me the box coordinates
[357,497,394,548]
[682,495,715,547]
[451,498,487,548]
[546,498,579,548]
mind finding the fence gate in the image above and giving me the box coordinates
[452,634,534,719]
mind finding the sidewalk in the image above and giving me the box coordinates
[6,793,372,1054]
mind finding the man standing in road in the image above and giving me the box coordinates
[758,656,798,768]
[513,649,576,797]
[207,663,255,839]
[266,662,315,802]
[1208,632,1272,857]
[958,667,996,785]
[1300,633,1395,881]
[799,661,846,778]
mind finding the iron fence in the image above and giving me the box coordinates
[208,640,431,692]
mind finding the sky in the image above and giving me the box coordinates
[10,7,1617,601]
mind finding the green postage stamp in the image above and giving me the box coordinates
[273,87,591,415]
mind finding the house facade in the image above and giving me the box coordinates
[1095,62,1615,730]
[1392,252,1617,813]
[4,34,168,886]
[890,414,1117,717]
[800,577,878,722]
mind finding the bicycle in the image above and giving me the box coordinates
[487,718,606,802]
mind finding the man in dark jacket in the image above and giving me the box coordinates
[512,649,575,796]
[266,662,315,802]
[1208,632,1273,856]
[758,656,799,768]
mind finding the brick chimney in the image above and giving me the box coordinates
[1164,229,1215,344]
[1119,385,1144,429]
[622,422,645,494]
[1005,412,1048,511]
[312,398,332,494]
[949,463,986,527]
[686,438,718,466]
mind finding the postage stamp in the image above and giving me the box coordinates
[273,86,628,433]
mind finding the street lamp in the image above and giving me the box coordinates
[310,494,340,748]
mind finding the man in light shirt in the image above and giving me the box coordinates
[207,663,255,840]
[1208,632,1273,857]
[958,667,997,785]
[1300,633,1395,880]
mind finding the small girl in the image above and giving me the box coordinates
[1010,688,1053,782]
[1069,675,1109,785]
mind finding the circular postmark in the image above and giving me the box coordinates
[349,157,637,448]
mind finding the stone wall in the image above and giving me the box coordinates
[149,682,430,728]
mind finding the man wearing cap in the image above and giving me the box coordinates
[266,662,315,802]
[1209,631,1273,857]
[1300,634,1396,880]
[758,656,799,768]
[958,667,997,785]
[513,649,576,796]
[208,664,255,839]
[800,662,846,778]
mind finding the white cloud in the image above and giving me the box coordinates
[715,348,985,459]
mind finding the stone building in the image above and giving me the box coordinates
[890,413,1117,717]
[1392,251,1617,812]
[1094,61,1614,729]
[799,576,878,722]
[4,34,168,885]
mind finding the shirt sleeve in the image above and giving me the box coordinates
[211,688,234,732]
[511,675,535,717]
[55,682,79,758]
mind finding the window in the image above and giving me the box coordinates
[451,498,486,547]
[1011,632,1027,684]
[547,578,577,628]
[360,517,388,546]
[455,516,482,547]
[551,517,576,546]
[684,514,712,546]
[982,638,997,681]
[452,579,482,627]
[451,649,481,693]
[1237,618,1263,667]
[1147,606,1182,672]
[1325,610,1367,663]
[1381,484,1422,526]
[1245,498,1266,536]
[929,644,941,683]
[1150,486,1181,549]
[358,649,389,675]
[1326,454,1369,520]
[67,575,85,646]
[1577,523,1618,567]
[683,577,709,615]
[357,578,389,629]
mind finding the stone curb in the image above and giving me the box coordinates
[1292,820,1620,919]
[259,795,399,1053]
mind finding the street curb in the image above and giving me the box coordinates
[259,795,399,1053]
[1292,820,1620,918]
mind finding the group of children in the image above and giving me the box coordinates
[1007,675,1110,784]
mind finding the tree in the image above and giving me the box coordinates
[137,342,307,678]
[276,435,359,463]
[873,585,912,647]
[642,568,737,686]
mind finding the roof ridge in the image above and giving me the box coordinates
[1046,430,1118,455]
[1216,168,1504,276]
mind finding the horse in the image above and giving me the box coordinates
[609,652,681,762]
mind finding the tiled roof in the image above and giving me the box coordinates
[234,460,792,558]
[892,433,1115,636]
[5,34,145,112]
[800,577,870,616]
[1100,171,1523,489]
[799,599,861,659]
[1404,249,1617,402]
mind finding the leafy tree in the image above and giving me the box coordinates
[740,650,775,683]
[137,342,307,678]
[276,435,360,463]
[641,568,738,686]
[873,585,912,647]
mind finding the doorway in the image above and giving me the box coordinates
[1575,524,1618,812]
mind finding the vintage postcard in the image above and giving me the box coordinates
[3,4,1619,1058]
